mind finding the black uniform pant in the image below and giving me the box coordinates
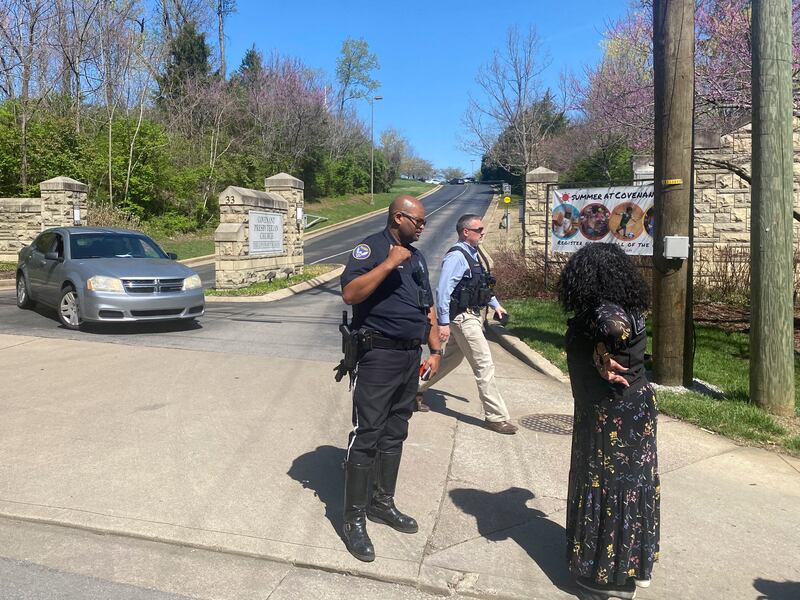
[346,346,421,465]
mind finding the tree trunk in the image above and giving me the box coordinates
[217,1,225,76]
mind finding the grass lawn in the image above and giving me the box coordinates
[0,261,15,273]
[503,297,800,455]
[206,264,337,297]
[304,180,435,230]
[153,234,215,260]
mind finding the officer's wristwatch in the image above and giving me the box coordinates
[430,348,444,356]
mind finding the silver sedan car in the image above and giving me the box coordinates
[16,227,205,330]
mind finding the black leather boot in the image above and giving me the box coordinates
[367,449,419,533]
[343,461,375,562]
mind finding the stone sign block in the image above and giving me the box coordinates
[249,211,283,255]
[214,178,304,290]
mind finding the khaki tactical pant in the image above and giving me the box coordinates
[418,310,510,422]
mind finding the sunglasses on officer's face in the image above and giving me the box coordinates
[465,227,485,234]
[399,212,427,228]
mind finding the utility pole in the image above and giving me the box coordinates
[750,0,795,416]
[652,0,695,385]
[369,95,383,206]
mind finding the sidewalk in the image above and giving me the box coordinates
[1,332,798,599]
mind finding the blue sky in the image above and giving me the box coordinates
[225,1,630,175]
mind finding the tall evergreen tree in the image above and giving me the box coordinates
[156,20,211,105]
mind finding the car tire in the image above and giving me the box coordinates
[16,272,34,309]
[57,285,82,330]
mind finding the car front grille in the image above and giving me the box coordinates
[122,278,184,294]
[130,308,184,317]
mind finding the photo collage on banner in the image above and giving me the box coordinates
[550,185,655,255]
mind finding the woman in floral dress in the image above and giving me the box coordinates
[558,244,659,599]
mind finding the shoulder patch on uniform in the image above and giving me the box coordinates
[352,244,371,260]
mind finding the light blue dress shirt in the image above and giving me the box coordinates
[435,241,499,326]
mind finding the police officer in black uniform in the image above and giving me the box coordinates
[339,195,442,562]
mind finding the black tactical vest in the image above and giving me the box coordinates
[447,246,496,320]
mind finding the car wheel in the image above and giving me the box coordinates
[16,273,34,309]
[58,285,82,330]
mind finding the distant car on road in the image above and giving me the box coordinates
[449,178,465,185]
[15,227,205,330]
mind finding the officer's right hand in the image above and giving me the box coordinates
[386,244,412,268]
[439,325,450,343]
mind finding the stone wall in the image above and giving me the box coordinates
[0,198,41,262]
[214,173,304,289]
[0,177,88,262]
[693,122,800,287]
[522,122,800,289]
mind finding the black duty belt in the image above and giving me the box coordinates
[363,330,422,351]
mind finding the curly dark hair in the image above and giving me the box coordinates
[558,243,649,315]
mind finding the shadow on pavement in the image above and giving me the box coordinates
[449,486,577,598]
[288,444,346,543]
[422,389,487,430]
[754,578,800,600]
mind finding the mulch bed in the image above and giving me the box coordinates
[693,302,800,354]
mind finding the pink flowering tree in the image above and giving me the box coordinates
[573,0,800,157]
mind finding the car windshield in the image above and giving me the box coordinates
[70,233,168,260]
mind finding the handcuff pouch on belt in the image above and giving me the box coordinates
[447,246,496,319]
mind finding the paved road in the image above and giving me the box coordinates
[192,183,480,287]
[0,184,494,361]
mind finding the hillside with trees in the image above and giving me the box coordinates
[0,0,406,233]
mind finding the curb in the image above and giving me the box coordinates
[0,278,13,291]
[303,185,442,240]
[204,265,344,303]
[485,322,570,384]
[179,254,215,267]
[0,510,531,600]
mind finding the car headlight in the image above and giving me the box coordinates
[86,275,124,293]
[183,274,202,290]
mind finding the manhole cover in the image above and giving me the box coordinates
[518,413,573,435]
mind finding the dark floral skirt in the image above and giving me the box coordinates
[566,383,660,586]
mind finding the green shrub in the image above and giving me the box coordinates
[144,212,197,237]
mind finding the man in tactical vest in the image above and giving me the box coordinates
[416,213,518,435]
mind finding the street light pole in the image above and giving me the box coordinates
[470,158,475,177]
[370,95,383,205]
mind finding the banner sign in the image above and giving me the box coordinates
[550,185,655,255]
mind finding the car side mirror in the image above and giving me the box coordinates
[44,252,62,262]
[167,252,178,260]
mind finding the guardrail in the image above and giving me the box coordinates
[303,214,328,229]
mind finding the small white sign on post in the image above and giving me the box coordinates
[249,210,284,255]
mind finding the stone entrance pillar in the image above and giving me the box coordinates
[265,172,304,269]
[40,176,89,228]
[523,167,558,260]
